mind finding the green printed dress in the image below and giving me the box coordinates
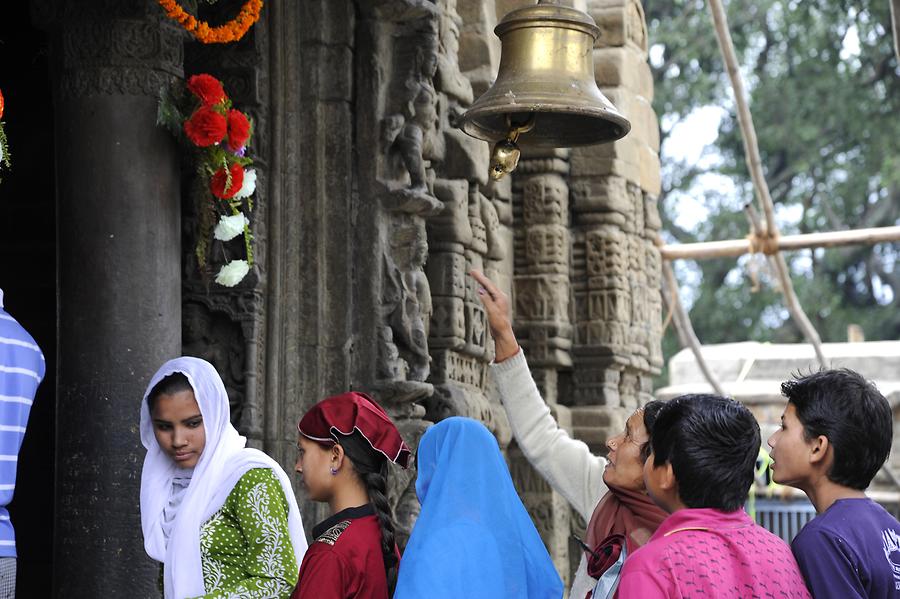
[191,467,299,599]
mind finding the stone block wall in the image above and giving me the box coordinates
[163,0,663,588]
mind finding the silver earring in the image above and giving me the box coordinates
[330,466,338,476]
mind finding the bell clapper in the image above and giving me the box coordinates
[489,114,536,181]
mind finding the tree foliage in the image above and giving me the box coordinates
[646,0,900,365]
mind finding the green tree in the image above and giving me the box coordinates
[646,0,900,373]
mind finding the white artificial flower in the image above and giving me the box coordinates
[213,213,250,242]
[233,168,257,200]
[215,259,249,287]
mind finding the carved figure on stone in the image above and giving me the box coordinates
[436,5,474,105]
[429,179,473,247]
[382,223,432,382]
[464,302,487,357]
[524,175,567,224]
[586,227,627,278]
[377,326,409,381]
[525,226,567,269]
[467,193,488,255]
[383,30,444,216]
[182,302,246,427]
[479,192,505,261]
[428,297,467,349]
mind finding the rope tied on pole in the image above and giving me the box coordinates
[747,231,780,256]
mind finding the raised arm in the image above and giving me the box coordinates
[471,270,607,519]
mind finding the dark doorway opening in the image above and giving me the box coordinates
[0,3,56,596]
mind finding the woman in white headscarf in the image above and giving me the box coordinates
[140,356,307,598]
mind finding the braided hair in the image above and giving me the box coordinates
[337,431,399,591]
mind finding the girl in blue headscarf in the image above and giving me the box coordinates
[394,417,564,598]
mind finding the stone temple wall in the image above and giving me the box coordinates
[33,0,661,595]
[38,0,661,592]
[175,0,663,586]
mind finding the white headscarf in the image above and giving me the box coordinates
[140,356,308,598]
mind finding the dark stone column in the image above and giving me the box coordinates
[39,1,183,594]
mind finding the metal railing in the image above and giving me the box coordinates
[753,498,817,542]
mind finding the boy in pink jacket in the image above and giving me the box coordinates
[616,394,810,598]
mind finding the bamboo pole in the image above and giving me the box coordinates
[659,225,900,260]
[892,0,900,64]
[739,204,831,364]
[706,0,827,367]
[707,0,776,235]
[661,258,726,396]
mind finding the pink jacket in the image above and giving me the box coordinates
[615,508,811,598]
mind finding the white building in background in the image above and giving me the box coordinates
[656,340,900,539]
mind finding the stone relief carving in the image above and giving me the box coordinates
[53,15,182,98]
[382,220,433,382]
[183,302,247,428]
[361,1,448,545]
[382,19,445,216]
[41,0,663,586]
[509,149,577,577]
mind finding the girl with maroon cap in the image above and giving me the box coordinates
[291,392,411,599]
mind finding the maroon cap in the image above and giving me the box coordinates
[298,392,411,469]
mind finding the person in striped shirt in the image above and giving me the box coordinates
[0,289,45,599]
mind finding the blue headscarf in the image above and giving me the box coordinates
[394,417,563,599]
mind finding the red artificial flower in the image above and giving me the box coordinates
[184,106,227,147]
[0,89,5,119]
[187,74,226,107]
[226,109,251,151]
[210,163,245,199]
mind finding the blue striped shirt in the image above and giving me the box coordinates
[0,291,45,557]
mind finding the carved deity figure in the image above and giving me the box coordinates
[480,195,506,261]
[436,6,473,105]
[182,302,246,426]
[398,41,439,193]
[382,222,432,382]
[383,30,444,215]
[377,325,409,381]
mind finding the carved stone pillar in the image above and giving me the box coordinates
[514,150,573,368]
[354,0,442,545]
[36,0,183,594]
[355,0,515,543]
[424,0,511,449]
[265,0,359,532]
[567,0,662,454]
[509,148,575,583]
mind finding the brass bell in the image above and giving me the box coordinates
[458,0,630,152]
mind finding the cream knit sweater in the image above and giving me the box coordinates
[491,350,609,599]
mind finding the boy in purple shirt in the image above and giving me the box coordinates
[616,394,810,598]
[769,369,900,598]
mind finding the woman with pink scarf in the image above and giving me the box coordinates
[472,270,667,599]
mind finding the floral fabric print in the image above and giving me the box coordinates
[193,468,298,599]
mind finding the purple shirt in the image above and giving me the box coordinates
[616,507,810,598]
[792,498,900,598]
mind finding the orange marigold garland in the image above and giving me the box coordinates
[157,0,263,44]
